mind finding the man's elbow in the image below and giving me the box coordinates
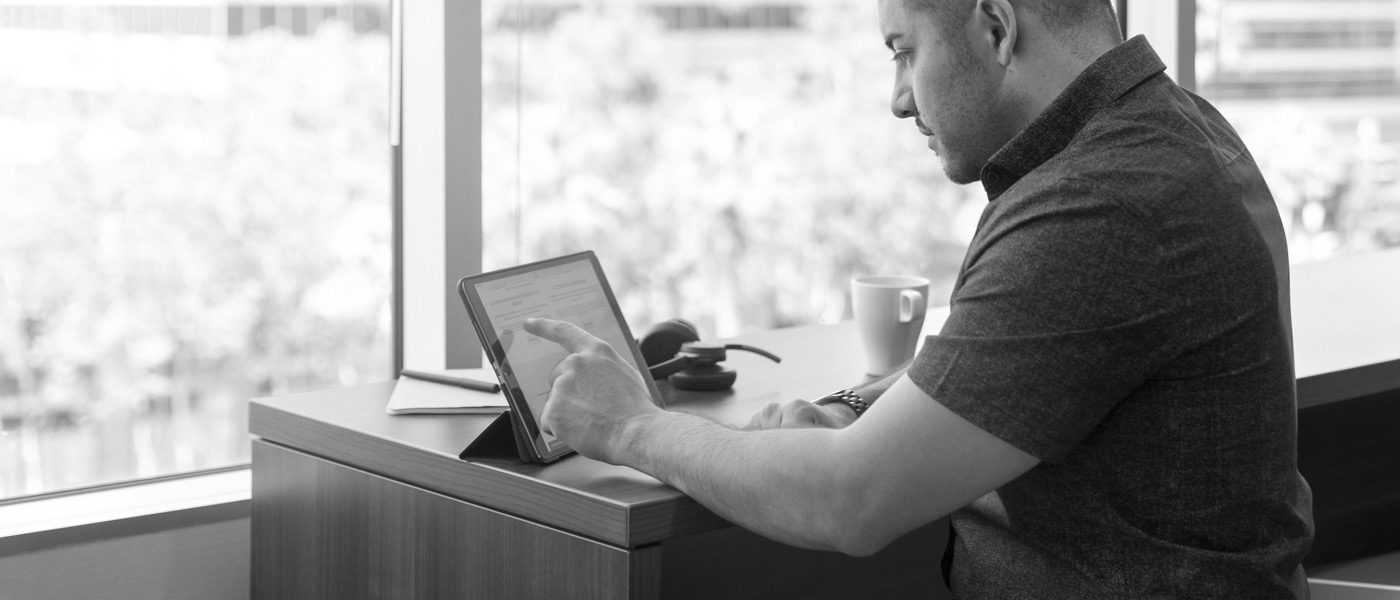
[814,481,904,557]
[814,505,908,557]
[829,526,893,558]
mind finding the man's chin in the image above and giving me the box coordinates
[939,157,982,185]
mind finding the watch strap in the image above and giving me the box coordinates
[814,389,869,416]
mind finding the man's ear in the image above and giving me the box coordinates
[974,0,1017,67]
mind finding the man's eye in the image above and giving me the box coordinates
[890,49,912,65]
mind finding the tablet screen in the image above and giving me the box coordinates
[459,252,661,461]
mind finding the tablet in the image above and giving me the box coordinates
[457,251,665,463]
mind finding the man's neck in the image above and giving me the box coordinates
[1003,37,1120,138]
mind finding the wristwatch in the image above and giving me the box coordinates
[814,389,869,416]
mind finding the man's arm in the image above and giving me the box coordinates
[525,318,1040,556]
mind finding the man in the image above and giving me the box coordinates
[523,0,1315,597]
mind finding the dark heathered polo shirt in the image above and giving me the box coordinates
[907,36,1315,599]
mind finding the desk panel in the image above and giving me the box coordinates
[251,440,656,599]
[252,439,949,600]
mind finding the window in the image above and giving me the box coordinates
[8,0,1387,508]
[481,0,983,338]
[473,0,1400,344]
[0,1,392,501]
[1194,0,1400,263]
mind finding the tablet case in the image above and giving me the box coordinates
[457,251,663,465]
[459,410,534,463]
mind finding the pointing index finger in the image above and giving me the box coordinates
[523,317,599,353]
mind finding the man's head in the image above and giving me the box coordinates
[911,1,1121,55]
[880,0,1122,183]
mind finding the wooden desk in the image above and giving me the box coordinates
[250,250,1400,596]
[250,322,950,599]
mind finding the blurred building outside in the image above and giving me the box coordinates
[1196,0,1400,261]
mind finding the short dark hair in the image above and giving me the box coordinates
[914,0,1123,45]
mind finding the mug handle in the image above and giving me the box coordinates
[899,290,926,323]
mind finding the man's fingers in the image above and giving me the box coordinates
[523,317,599,353]
[744,404,775,430]
[747,401,807,430]
[777,399,810,428]
[745,413,765,430]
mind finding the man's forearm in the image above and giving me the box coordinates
[622,409,870,554]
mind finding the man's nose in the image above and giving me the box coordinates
[891,84,916,120]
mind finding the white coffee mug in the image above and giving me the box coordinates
[851,275,929,376]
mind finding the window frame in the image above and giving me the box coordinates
[398,0,483,371]
[1123,0,1197,90]
[0,468,250,556]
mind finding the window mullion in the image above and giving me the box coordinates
[399,0,482,370]
[1125,0,1197,91]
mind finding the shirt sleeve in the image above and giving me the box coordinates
[909,183,1176,462]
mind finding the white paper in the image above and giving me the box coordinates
[385,368,508,415]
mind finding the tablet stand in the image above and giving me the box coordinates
[459,410,533,463]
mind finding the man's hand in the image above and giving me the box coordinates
[522,317,661,464]
[746,400,857,430]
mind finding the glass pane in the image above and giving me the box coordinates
[1196,0,1400,263]
[483,1,981,338]
[0,2,392,500]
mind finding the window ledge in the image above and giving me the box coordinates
[1292,248,1400,408]
[0,468,250,557]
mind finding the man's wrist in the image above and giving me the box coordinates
[615,407,666,467]
[822,401,858,420]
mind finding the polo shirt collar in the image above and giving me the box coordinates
[980,35,1167,199]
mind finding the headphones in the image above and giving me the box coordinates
[638,319,780,392]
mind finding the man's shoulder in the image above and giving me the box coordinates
[1027,79,1256,213]
[972,79,1275,283]
[1080,77,1248,167]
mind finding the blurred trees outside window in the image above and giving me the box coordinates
[484,0,1400,341]
[482,0,985,338]
[0,2,391,500]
